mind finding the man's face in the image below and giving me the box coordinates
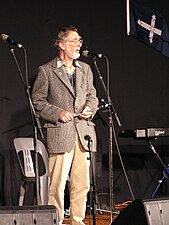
[61,31,83,59]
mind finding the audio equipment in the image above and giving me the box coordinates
[0,205,59,225]
[112,198,169,225]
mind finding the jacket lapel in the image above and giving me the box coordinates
[53,66,75,96]
[75,66,83,97]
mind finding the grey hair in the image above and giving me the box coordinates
[53,25,78,50]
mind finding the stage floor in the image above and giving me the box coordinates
[63,214,118,225]
[62,201,131,224]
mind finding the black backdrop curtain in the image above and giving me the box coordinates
[0,0,169,208]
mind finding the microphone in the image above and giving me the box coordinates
[82,50,104,58]
[84,135,92,142]
[0,34,23,48]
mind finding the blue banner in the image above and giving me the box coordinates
[129,0,169,58]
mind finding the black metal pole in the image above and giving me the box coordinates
[92,56,121,223]
[9,45,43,205]
[85,135,97,225]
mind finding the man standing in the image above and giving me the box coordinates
[32,25,98,225]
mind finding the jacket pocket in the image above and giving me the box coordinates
[44,122,61,128]
[87,120,96,126]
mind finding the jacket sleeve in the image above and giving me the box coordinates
[31,66,63,124]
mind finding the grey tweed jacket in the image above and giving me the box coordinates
[32,57,98,153]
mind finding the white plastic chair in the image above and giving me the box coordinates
[13,137,49,205]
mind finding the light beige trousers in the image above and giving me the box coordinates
[48,137,90,225]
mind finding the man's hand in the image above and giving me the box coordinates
[79,106,92,119]
[59,111,75,123]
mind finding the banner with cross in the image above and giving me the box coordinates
[126,0,169,58]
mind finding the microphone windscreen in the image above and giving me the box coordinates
[0,34,8,41]
[82,50,89,57]
[84,135,92,141]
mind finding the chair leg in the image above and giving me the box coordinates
[39,176,49,205]
[19,184,25,206]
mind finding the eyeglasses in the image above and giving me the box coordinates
[63,38,83,45]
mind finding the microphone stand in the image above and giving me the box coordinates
[8,44,44,205]
[147,140,169,197]
[85,135,97,225]
[92,56,121,223]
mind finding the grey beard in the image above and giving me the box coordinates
[65,50,80,59]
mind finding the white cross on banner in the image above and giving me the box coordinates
[138,15,162,43]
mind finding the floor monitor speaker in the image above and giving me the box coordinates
[0,205,59,225]
[112,197,169,225]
